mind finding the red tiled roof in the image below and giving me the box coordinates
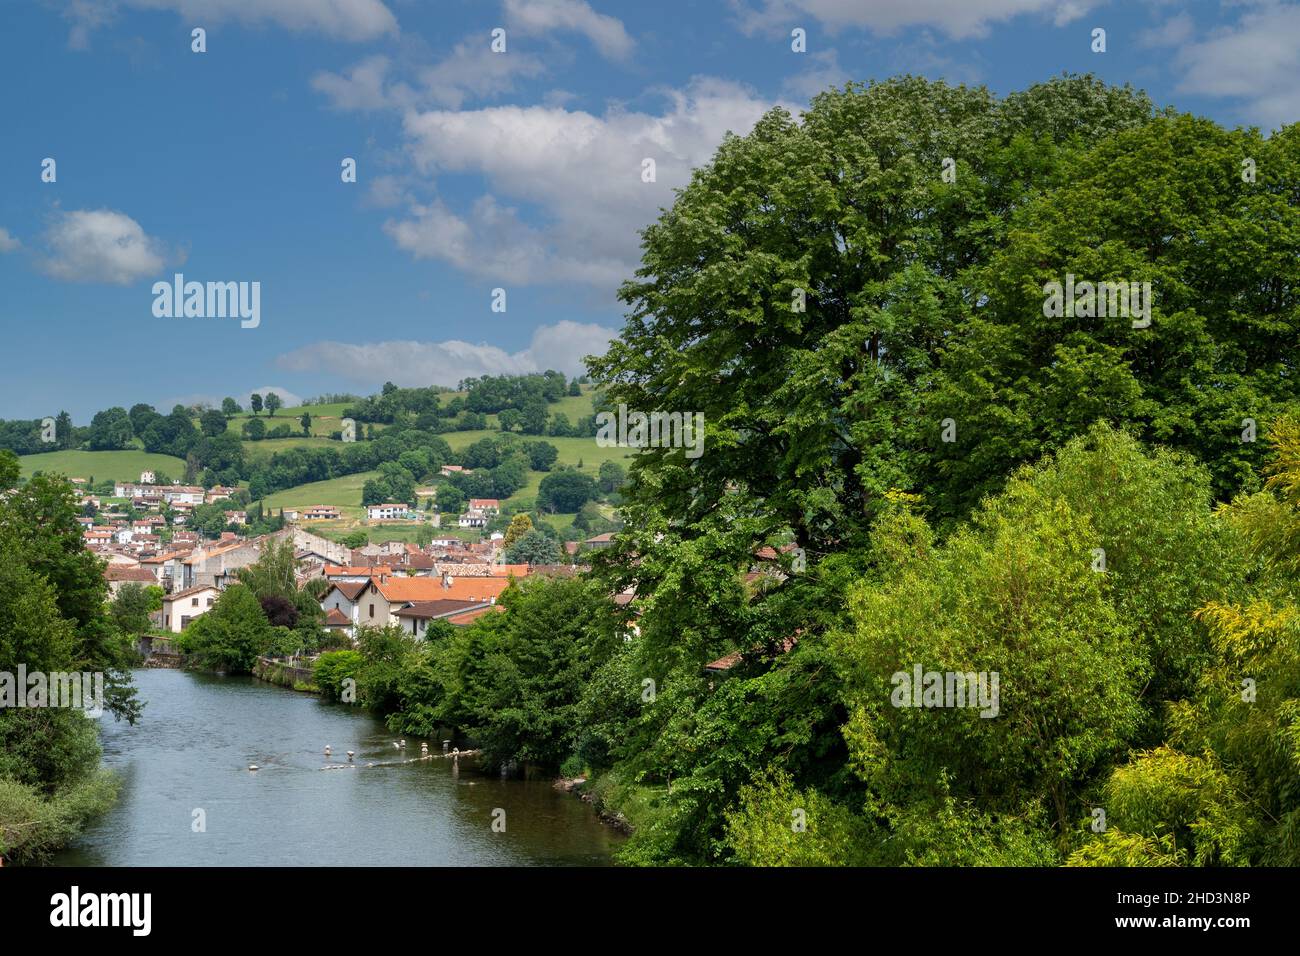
[704,635,799,673]
[324,580,368,601]
[446,605,506,626]
[324,608,351,626]
[105,567,157,583]
[393,599,487,619]
[372,576,510,604]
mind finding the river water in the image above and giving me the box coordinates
[55,668,623,866]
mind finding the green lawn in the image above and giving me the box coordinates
[241,436,343,459]
[18,449,188,483]
[261,471,379,518]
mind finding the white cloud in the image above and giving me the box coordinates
[1138,12,1195,49]
[313,42,549,113]
[39,209,173,285]
[166,385,305,411]
[0,228,19,253]
[503,0,635,59]
[276,320,617,387]
[385,77,783,287]
[782,49,851,99]
[246,385,305,408]
[63,0,116,50]
[730,0,1099,39]
[1171,3,1300,128]
[311,55,416,112]
[416,39,549,109]
[63,0,397,48]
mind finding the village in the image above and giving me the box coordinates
[80,469,618,647]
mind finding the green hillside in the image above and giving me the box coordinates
[261,471,380,518]
[18,449,188,483]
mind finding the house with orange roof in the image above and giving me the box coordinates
[354,572,512,627]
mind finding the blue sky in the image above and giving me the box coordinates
[1,0,1296,421]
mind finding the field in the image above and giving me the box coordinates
[241,436,342,460]
[261,471,379,518]
[18,449,188,483]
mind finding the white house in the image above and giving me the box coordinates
[161,585,219,632]
[140,470,157,484]
[367,503,411,521]
[457,509,487,529]
[319,581,367,639]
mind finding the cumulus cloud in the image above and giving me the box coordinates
[1138,12,1195,50]
[63,0,397,48]
[39,209,174,284]
[313,42,550,113]
[1170,2,1300,128]
[311,55,415,112]
[730,0,1098,39]
[276,320,617,388]
[245,385,304,408]
[0,228,19,253]
[504,0,635,59]
[782,49,851,99]
[382,77,783,287]
[167,385,305,412]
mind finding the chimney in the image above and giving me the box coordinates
[442,571,452,589]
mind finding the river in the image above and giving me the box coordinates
[54,668,623,866]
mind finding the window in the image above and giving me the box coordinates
[369,604,374,618]
[191,597,199,607]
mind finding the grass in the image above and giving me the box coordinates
[18,449,189,483]
[261,472,380,519]
[247,385,627,541]
[241,436,342,459]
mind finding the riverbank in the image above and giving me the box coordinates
[554,775,635,836]
[252,656,318,693]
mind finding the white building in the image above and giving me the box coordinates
[160,585,219,632]
[367,503,411,521]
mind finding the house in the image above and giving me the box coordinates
[160,585,220,632]
[584,532,615,550]
[457,509,487,529]
[223,510,248,526]
[180,537,265,590]
[439,464,471,476]
[319,581,368,639]
[139,470,156,484]
[290,527,352,565]
[104,565,159,597]
[324,564,394,583]
[469,498,501,514]
[205,485,236,504]
[300,505,341,521]
[282,508,299,522]
[367,503,411,521]
[163,486,205,506]
[354,573,511,628]
[142,550,192,592]
[393,599,492,638]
